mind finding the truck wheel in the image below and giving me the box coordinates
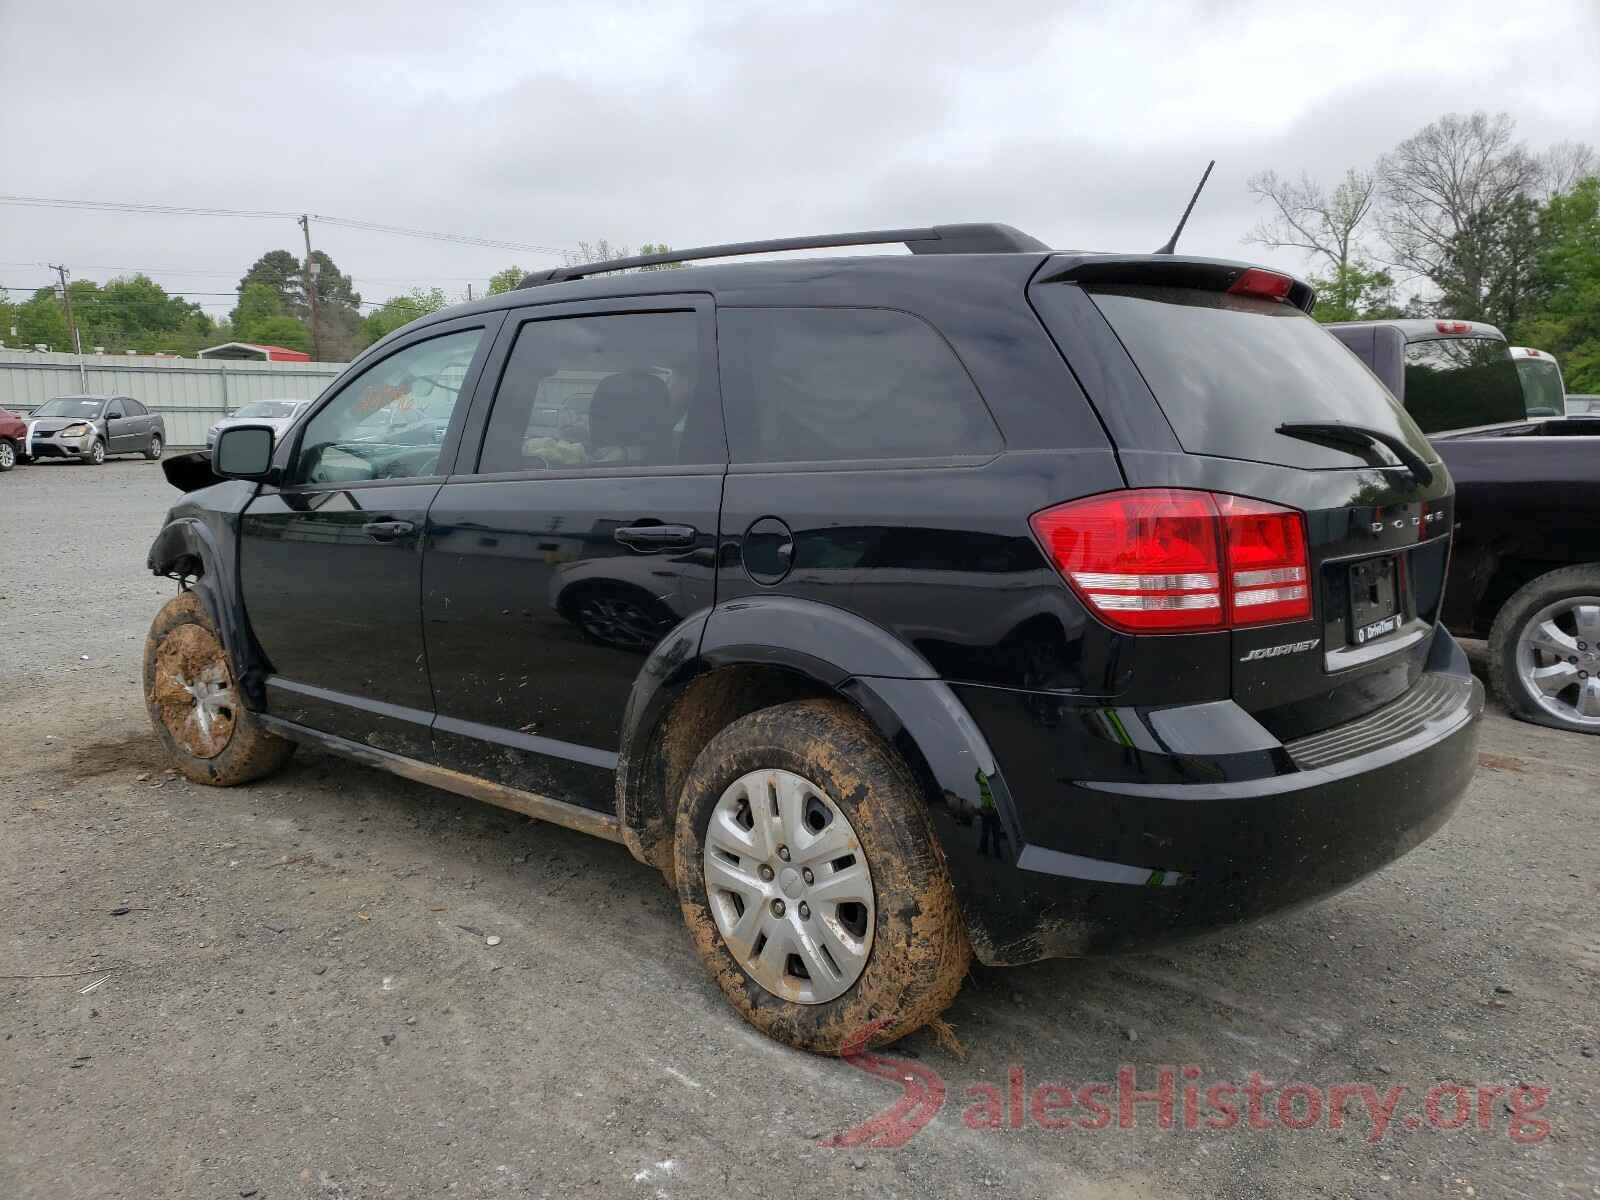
[144,591,295,784]
[0,438,15,471]
[84,439,106,465]
[1488,564,1600,734]
[145,433,163,460]
[674,699,969,1053]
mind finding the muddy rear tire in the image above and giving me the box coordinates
[143,591,294,785]
[674,699,969,1054]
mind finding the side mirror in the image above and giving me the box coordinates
[214,424,277,481]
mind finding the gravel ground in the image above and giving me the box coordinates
[3,460,1597,1199]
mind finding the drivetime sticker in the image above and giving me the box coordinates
[1356,614,1400,645]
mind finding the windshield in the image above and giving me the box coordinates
[33,397,105,419]
[1085,285,1436,470]
[1515,357,1566,417]
[234,400,303,420]
[1403,337,1523,432]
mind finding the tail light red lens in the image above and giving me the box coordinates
[1435,320,1471,334]
[1029,489,1312,633]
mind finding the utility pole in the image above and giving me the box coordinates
[298,214,321,361]
[49,263,88,387]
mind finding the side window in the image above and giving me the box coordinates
[105,402,125,419]
[1402,337,1523,433]
[125,399,146,417]
[720,307,1001,464]
[294,328,484,484]
[477,311,712,474]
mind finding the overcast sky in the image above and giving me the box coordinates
[3,0,1597,316]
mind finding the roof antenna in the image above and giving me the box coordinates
[1155,159,1215,255]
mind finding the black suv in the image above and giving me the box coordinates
[145,224,1483,1053]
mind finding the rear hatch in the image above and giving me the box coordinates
[1029,256,1453,740]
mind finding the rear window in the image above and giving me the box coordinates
[1403,337,1523,432]
[1514,356,1565,417]
[1087,285,1434,470]
[719,307,1001,464]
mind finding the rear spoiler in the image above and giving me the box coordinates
[1034,254,1316,314]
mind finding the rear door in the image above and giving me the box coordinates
[422,295,724,811]
[1031,264,1452,740]
[123,399,153,448]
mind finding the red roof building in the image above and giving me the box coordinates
[197,342,313,362]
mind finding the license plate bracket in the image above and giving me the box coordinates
[1347,557,1400,647]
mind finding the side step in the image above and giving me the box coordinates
[255,714,624,844]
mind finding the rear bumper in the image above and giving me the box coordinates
[938,627,1483,964]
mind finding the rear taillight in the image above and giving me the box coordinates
[1029,489,1312,634]
[1227,268,1294,302]
[1435,320,1471,334]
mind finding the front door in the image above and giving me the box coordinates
[239,320,497,751]
[422,296,724,810]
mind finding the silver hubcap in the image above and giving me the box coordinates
[1517,596,1600,728]
[702,769,874,1004]
[91,443,103,462]
[0,443,13,467]
[182,669,237,745]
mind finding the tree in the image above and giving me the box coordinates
[1376,111,1542,319]
[79,274,214,355]
[246,315,312,353]
[360,288,446,345]
[487,265,525,295]
[563,240,684,273]
[305,250,363,360]
[237,250,305,318]
[10,286,69,349]
[1538,141,1597,201]
[1308,263,1403,323]
[232,281,311,351]
[1518,177,1600,391]
[1450,195,1546,337]
[635,242,684,271]
[1246,167,1379,308]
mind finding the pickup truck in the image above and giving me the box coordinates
[1330,318,1600,734]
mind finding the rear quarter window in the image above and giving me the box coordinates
[1086,285,1435,470]
[1402,337,1524,432]
[718,307,1001,464]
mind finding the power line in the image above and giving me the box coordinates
[0,194,572,256]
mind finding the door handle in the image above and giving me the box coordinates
[614,523,697,550]
[362,519,417,542]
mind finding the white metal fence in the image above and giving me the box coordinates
[0,350,347,447]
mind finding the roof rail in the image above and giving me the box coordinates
[515,223,1049,288]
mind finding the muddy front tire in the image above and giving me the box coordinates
[674,699,969,1054]
[143,591,294,785]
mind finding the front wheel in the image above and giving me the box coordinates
[144,591,295,784]
[1488,564,1600,734]
[145,433,163,460]
[0,438,15,471]
[83,439,106,465]
[674,699,970,1053]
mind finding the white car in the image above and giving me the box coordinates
[1509,346,1566,416]
[205,399,311,455]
